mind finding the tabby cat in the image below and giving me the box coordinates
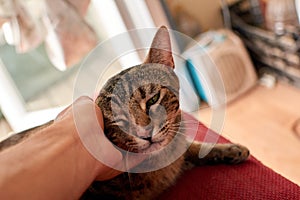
[81,26,249,199]
[0,26,249,199]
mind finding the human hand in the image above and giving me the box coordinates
[0,96,145,199]
[55,96,145,181]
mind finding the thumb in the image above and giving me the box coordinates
[72,96,123,168]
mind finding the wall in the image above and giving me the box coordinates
[166,0,239,31]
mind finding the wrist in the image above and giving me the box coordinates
[54,117,101,179]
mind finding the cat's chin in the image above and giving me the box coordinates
[137,138,173,154]
[140,142,164,153]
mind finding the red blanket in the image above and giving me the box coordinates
[159,114,300,199]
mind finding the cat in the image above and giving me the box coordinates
[0,26,249,200]
[80,26,249,199]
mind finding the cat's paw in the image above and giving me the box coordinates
[221,144,250,164]
[186,142,250,165]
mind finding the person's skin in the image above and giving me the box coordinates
[0,96,141,199]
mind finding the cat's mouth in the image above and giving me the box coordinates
[141,142,164,153]
[132,123,179,153]
[136,135,168,153]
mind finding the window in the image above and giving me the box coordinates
[0,0,166,132]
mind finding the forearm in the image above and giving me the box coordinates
[0,121,99,199]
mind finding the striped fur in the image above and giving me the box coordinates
[83,26,249,199]
[0,26,249,200]
[95,63,180,153]
[86,62,186,200]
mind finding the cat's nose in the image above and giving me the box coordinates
[136,125,153,141]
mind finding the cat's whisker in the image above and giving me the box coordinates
[167,130,188,137]
[181,122,200,125]
[167,115,195,121]
[169,124,198,130]
[172,125,199,130]
[181,122,200,126]
[170,123,197,127]
[168,128,197,136]
[124,151,135,196]
[171,120,200,125]
[176,127,199,131]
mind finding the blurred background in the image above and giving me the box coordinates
[0,0,237,134]
[0,0,300,186]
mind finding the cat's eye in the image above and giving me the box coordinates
[146,93,160,108]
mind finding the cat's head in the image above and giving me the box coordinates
[97,26,181,154]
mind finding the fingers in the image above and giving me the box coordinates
[71,97,146,174]
[55,105,71,121]
[57,96,146,181]
[55,96,93,121]
[70,96,123,168]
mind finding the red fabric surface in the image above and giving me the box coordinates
[159,114,300,199]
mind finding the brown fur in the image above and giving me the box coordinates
[144,26,174,68]
[0,26,249,200]
[81,26,249,199]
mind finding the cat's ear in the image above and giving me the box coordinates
[144,26,174,69]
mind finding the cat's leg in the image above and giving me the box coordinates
[184,141,250,165]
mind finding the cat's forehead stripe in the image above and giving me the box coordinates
[138,87,146,99]
[149,83,157,94]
